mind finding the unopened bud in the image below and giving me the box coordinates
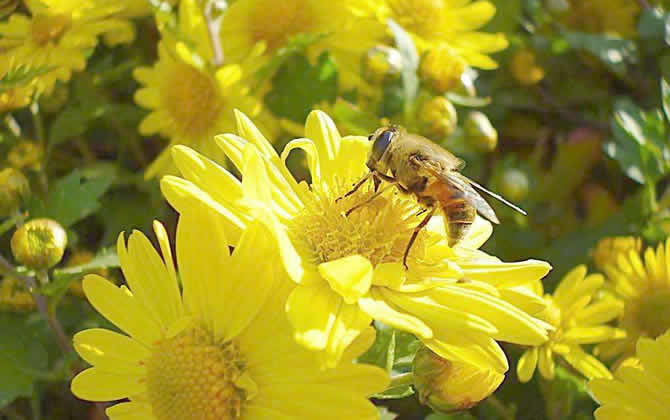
[362,45,403,84]
[509,49,545,86]
[500,168,530,202]
[464,111,497,152]
[413,346,504,412]
[11,218,67,270]
[420,97,458,138]
[420,44,467,93]
[0,168,30,216]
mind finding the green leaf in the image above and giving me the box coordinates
[264,52,338,122]
[0,65,54,93]
[43,248,119,297]
[0,314,48,408]
[604,99,670,183]
[27,169,114,227]
[561,31,637,75]
[662,78,670,123]
[638,7,669,40]
[387,18,419,115]
[359,322,396,371]
[374,384,415,400]
[48,104,105,146]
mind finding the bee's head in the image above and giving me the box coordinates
[367,126,399,170]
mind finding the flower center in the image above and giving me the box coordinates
[31,14,71,45]
[387,0,444,39]
[146,327,252,420]
[626,290,670,339]
[164,62,225,139]
[248,0,316,52]
[287,180,430,267]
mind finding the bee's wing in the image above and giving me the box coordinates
[449,171,528,218]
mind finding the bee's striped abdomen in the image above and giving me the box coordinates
[443,198,476,247]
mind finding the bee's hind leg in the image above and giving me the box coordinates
[402,207,435,270]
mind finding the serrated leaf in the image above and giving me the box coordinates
[42,249,119,297]
[264,52,338,122]
[0,64,54,93]
[561,31,637,75]
[27,169,114,227]
[387,19,419,114]
[0,314,48,408]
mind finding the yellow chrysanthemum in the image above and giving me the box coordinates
[71,211,388,420]
[161,110,552,374]
[591,236,643,272]
[517,266,624,382]
[371,0,508,70]
[0,0,135,94]
[596,238,670,363]
[589,330,670,420]
[220,0,385,93]
[565,0,639,37]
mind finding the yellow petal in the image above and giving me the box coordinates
[538,345,555,380]
[636,333,670,385]
[358,288,432,339]
[304,110,341,182]
[563,326,626,344]
[574,297,624,326]
[371,262,405,288]
[281,137,321,182]
[71,368,145,402]
[73,329,149,375]
[105,402,154,420]
[286,283,341,350]
[317,363,389,396]
[424,331,509,373]
[330,136,369,183]
[318,255,373,304]
[82,275,162,346]
[498,285,547,315]
[456,216,492,250]
[320,303,373,369]
[460,259,552,287]
[517,348,538,383]
[561,346,613,380]
[234,109,276,159]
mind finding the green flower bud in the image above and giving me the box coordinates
[464,111,498,152]
[500,168,530,202]
[11,218,67,270]
[419,96,458,138]
[0,168,30,217]
[362,45,403,84]
[413,346,504,412]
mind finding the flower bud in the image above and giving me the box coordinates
[413,346,504,412]
[11,218,67,270]
[8,141,43,170]
[0,168,30,216]
[509,49,545,86]
[419,97,458,138]
[420,44,467,93]
[464,111,497,152]
[362,45,403,84]
[500,168,530,202]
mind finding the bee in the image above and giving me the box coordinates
[340,125,526,269]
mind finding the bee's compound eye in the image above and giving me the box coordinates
[372,130,393,160]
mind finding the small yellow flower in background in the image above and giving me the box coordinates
[161,110,552,374]
[134,0,277,179]
[591,236,643,272]
[565,0,639,37]
[0,276,35,312]
[71,210,388,419]
[596,238,670,364]
[221,0,386,93]
[420,43,468,93]
[589,330,670,420]
[373,0,508,70]
[509,49,545,86]
[517,265,624,382]
[0,0,135,94]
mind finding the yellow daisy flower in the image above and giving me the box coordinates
[71,211,389,420]
[589,330,670,420]
[372,0,509,70]
[591,236,643,272]
[161,110,552,373]
[220,0,386,93]
[596,238,670,363]
[516,265,625,382]
[0,0,135,94]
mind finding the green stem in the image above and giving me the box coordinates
[30,101,49,194]
[388,372,414,389]
[645,181,658,215]
[485,395,516,420]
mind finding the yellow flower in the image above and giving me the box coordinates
[596,238,670,363]
[589,330,670,420]
[517,265,625,382]
[161,110,552,373]
[591,236,643,272]
[71,212,388,420]
[220,0,386,93]
[420,43,468,93]
[374,0,508,70]
[509,49,545,86]
[565,0,639,37]
[0,0,135,94]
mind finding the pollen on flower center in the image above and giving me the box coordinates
[626,290,670,339]
[287,180,430,267]
[31,14,71,45]
[163,62,224,139]
[387,0,444,38]
[248,0,316,52]
[145,327,251,420]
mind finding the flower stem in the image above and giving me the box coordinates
[485,395,515,420]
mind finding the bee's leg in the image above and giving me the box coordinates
[336,172,371,202]
[345,184,396,216]
[403,207,436,270]
[375,172,409,193]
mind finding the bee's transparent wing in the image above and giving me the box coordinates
[449,172,527,218]
[443,172,501,224]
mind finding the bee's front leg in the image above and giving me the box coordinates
[336,172,371,202]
